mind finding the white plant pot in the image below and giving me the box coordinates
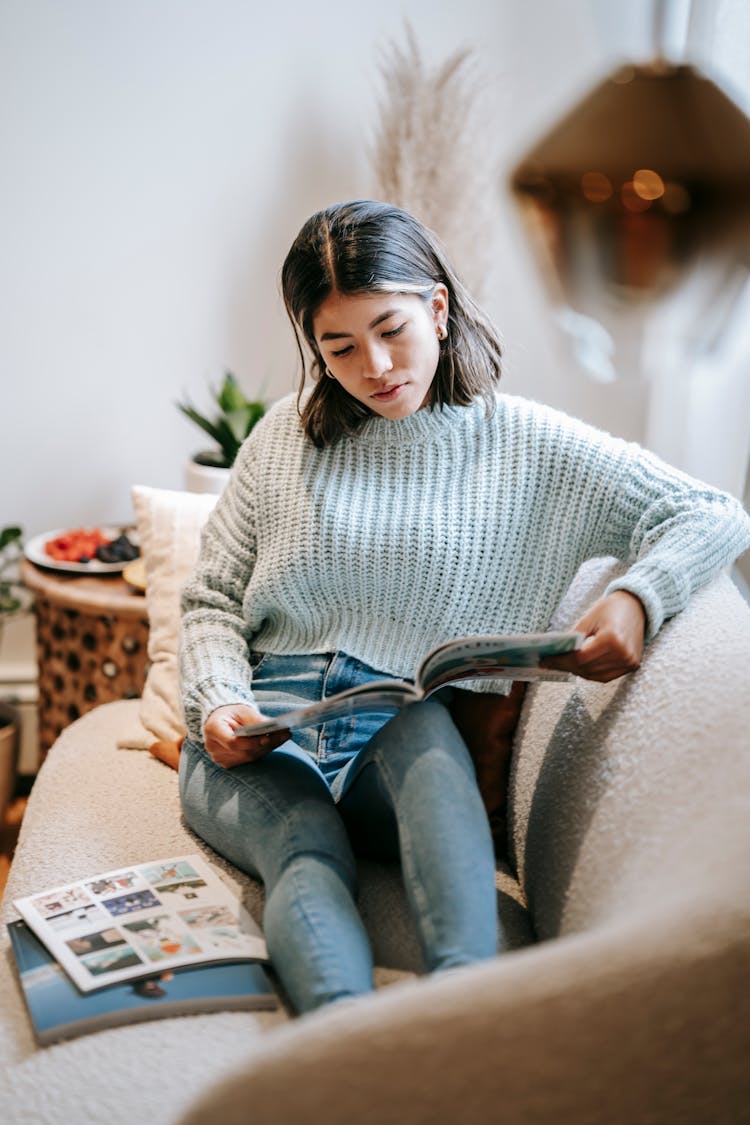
[184,454,231,495]
[0,702,19,827]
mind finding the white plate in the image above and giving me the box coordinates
[24,527,140,575]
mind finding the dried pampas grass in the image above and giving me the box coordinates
[370,25,499,300]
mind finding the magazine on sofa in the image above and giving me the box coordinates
[8,918,278,1045]
[13,853,269,993]
[238,631,584,737]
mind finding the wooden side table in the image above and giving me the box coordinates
[21,560,149,761]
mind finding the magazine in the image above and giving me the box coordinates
[8,919,278,1046]
[238,631,584,737]
[13,853,269,993]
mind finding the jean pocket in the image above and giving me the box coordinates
[249,653,331,762]
[250,652,330,699]
[315,654,393,775]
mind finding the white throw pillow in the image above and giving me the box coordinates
[117,486,217,750]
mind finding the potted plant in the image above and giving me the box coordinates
[177,372,267,494]
[0,526,26,825]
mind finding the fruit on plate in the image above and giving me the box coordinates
[94,534,140,564]
[44,528,112,563]
[43,528,140,565]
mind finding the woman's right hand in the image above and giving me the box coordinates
[203,704,290,769]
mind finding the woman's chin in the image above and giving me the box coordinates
[368,386,428,420]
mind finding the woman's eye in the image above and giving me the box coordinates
[382,323,406,338]
[331,345,353,358]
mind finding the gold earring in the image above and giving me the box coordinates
[325,368,336,380]
[437,325,447,340]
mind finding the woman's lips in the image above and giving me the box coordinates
[371,383,405,402]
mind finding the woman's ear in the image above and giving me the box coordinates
[431,283,449,326]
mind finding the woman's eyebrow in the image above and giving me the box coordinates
[320,308,401,341]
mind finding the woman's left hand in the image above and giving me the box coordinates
[541,590,647,683]
[204,703,290,768]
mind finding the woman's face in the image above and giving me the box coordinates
[312,286,448,420]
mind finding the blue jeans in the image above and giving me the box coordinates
[178,652,498,1013]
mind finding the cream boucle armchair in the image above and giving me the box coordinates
[1,558,749,1125]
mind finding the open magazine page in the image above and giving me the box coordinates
[238,632,583,737]
[14,854,268,994]
[237,681,421,737]
[417,632,584,694]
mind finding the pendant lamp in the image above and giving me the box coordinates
[510,59,750,380]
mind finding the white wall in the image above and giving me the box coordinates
[1,0,747,541]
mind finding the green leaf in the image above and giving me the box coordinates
[223,407,252,444]
[177,402,225,448]
[0,584,22,615]
[211,418,241,465]
[0,527,22,551]
[216,372,247,414]
[245,401,266,430]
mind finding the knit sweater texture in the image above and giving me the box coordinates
[180,392,750,739]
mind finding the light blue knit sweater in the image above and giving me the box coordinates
[180,392,750,739]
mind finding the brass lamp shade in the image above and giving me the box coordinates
[511,63,750,306]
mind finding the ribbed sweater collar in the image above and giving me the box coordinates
[348,399,485,448]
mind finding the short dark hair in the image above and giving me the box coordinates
[281,200,503,447]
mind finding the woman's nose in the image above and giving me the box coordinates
[360,340,393,380]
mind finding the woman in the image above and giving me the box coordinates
[179,199,750,1014]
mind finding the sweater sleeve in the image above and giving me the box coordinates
[597,443,750,639]
[179,436,260,740]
